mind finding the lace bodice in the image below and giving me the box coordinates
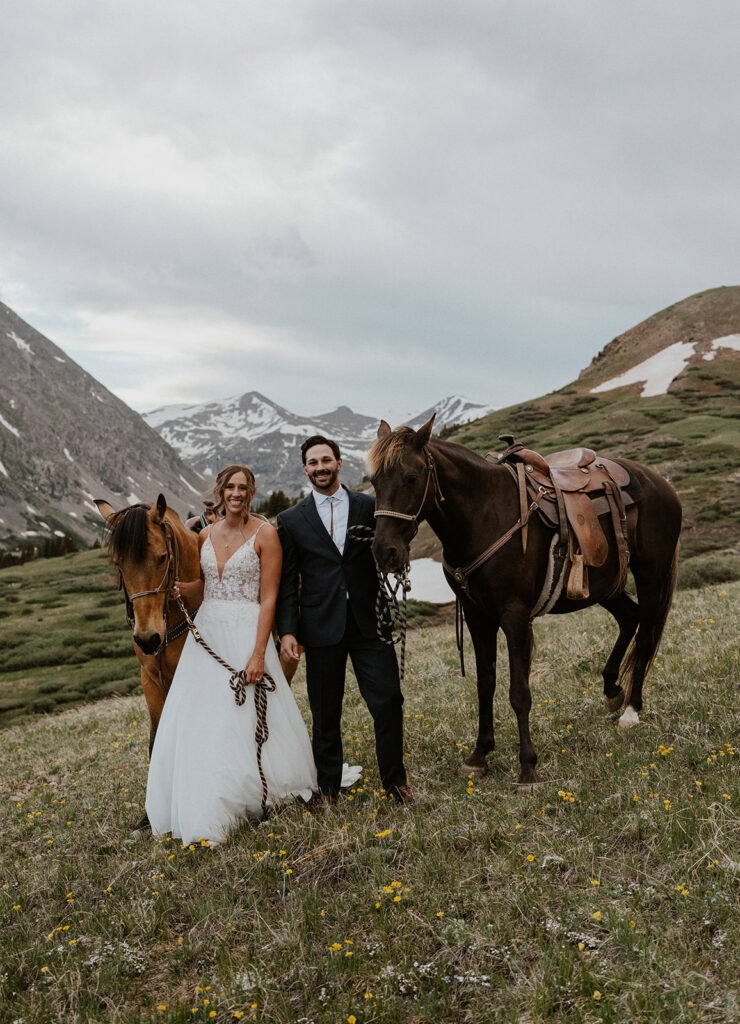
[201,529,262,604]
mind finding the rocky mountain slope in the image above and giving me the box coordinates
[144,393,493,494]
[436,286,740,588]
[0,303,205,547]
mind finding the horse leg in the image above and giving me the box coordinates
[618,544,679,730]
[599,592,640,712]
[501,606,541,785]
[460,603,499,776]
[132,669,166,831]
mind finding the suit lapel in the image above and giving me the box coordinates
[299,492,342,560]
[344,487,363,559]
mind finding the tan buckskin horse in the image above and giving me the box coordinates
[96,495,200,744]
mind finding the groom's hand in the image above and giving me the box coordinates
[280,634,301,662]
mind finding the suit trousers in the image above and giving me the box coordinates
[304,606,406,795]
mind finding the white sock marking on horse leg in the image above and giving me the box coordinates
[618,706,640,730]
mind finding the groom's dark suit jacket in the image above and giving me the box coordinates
[276,487,380,647]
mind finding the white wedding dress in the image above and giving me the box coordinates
[146,526,352,845]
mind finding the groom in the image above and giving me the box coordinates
[276,435,411,803]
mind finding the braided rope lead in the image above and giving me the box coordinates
[346,524,411,680]
[176,596,276,815]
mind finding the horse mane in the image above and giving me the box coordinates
[366,426,418,475]
[106,504,152,564]
[367,427,490,476]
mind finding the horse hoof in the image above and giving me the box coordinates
[604,690,625,713]
[459,761,487,777]
[515,771,544,790]
[618,706,640,730]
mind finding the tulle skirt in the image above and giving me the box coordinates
[146,598,318,844]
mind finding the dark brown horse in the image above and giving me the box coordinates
[368,418,682,785]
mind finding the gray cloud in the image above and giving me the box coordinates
[1,0,739,415]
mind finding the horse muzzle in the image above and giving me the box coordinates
[372,538,410,576]
[134,631,163,656]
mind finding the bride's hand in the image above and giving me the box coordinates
[171,579,197,600]
[244,652,265,685]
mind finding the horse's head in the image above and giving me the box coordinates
[96,494,178,656]
[367,415,437,574]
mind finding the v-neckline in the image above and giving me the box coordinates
[207,532,252,585]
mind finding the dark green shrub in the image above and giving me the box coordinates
[30,697,57,714]
[677,556,740,590]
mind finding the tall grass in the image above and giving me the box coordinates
[1,581,738,1023]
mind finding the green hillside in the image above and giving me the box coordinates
[0,549,138,728]
[441,287,740,590]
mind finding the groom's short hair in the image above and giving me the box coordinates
[301,435,341,464]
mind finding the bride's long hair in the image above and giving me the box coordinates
[212,464,256,522]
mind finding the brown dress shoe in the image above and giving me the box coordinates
[387,783,414,804]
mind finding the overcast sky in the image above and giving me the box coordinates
[2,1,739,418]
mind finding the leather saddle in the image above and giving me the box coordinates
[489,436,633,601]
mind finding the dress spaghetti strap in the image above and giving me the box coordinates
[250,520,268,542]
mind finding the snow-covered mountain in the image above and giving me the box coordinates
[0,303,206,547]
[405,395,495,431]
[144,393,494,495]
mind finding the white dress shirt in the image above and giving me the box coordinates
[312,486,349,554]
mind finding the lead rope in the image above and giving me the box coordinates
[346,524,411,680]
[175,594,276,816]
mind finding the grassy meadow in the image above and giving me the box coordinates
[1,579,738,1023]
[0,549,139,729]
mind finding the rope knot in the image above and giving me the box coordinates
[228,669,250,706]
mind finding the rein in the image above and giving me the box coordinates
[346,525,412,680]
[174,594,276,816]
[349,446,446,680]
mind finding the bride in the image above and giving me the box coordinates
[146,464,340,845]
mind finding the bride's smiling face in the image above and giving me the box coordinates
[223,471,250,516]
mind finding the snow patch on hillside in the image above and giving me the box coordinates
[702,334,740,360]
[590,341,696,397]
[7,330,33,355]
[0,459,8,477]
[179,474,200,494]
[0,413,20,437]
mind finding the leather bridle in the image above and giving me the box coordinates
[119,519,188,656]
[373,447,445,537]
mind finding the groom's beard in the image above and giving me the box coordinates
[308,467,339,493]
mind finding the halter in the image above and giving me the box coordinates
[360,447,445,679]
[373,447,445,532]
[119,519,188,656]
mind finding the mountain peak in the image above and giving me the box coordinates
[0,304,204,547]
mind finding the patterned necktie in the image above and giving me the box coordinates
[329,497,334,538]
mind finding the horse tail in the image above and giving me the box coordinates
[619,540,679,708]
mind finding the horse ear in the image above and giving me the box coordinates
[152,493,167,523]
[377,419,392,439]
[94,498,116,522]
[414,413,436,448]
